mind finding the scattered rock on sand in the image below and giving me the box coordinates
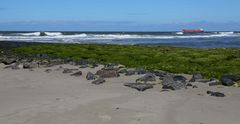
[92,78,106,85]
[135,67,147,75]
[2,58,17,65]
[62,68,78,74]
[23,62,38,69]
[125,69,136,76]
[54,66,63,71]
[124,83,154,91]
[173,75,187,82]
[96,70,119,78]
[207,91,225,97]
[208,79,220,86]
[45,69,52,73]
[136,73,156,83]
[190,73,204,82]
[70,71,82,77]
[221,75,240,86]
[86,72,97,80]
[4,63,21,70]
[162,75,187,90]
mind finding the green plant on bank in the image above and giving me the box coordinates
[11,44,240,78]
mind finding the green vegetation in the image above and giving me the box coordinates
[12,44,240,78]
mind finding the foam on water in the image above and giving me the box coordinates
[0,31,240,48]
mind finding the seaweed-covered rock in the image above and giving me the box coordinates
[124,83,153,91]
[92,78,105,85]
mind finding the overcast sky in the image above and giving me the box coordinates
[1,0,240,31]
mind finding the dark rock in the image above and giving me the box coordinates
[54,66,63,71]
[2,58,17,65]
[150,70,167,79]
[70,71,82,77]
[62,68,73,74]
[125,70,136,76]
[162,75,187,90]
[77,59,89,65]
[220,75,240,86]
[86,72,96,80]
[4,63,20,70]
[124,83,153,91]
[186,83,193,87]
[197,79,210,83]
[190,73,204,82]
[45,69,52,73]
[96,70,119,78]
[207,91,225,97]
[192,85,198,88]
[92,78,106,85]
[118,68,127,74]
[40,32,47,36]
[135,67,147,75]
[173,75,187,82]
[209,80,220,86]
[23,62,38,69]
[136,73,156,83]
[79,65,88,68]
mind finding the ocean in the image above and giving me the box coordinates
[0,31,240,48]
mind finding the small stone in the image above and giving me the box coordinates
[45,69,52,73]
[124,83,153,91]
[207,91,225,97]
[190,73,204,82]
[70,71,82,77]
[86,72,97,80]
[125,69,136,76]
[92,78,106,85]
[62,68,73,74]
[96,70,119,78]
[192,85,198,88]
[136,73,156,83]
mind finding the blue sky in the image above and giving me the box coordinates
[0,0,240,31]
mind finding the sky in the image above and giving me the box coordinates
[0,0,240,31]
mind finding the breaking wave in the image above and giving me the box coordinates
[0,31,239,46]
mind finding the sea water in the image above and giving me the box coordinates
[0,31,240,48]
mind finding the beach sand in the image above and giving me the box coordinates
[0,64,240,124]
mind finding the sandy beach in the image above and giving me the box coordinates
[0,63,240,124]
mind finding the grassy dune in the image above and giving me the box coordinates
[11,44,240,78]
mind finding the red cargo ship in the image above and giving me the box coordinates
[183,29,204,33]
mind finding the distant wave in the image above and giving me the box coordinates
[19,32,41,36]
[0,31,239,43]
